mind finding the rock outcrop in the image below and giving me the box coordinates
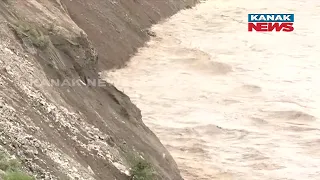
[0,0,197,179]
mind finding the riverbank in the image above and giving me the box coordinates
[61,0,199,70]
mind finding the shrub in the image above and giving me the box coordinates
[129,155,155,180]
[10,21,50,49]
[0,151,34,180]
[0,152,21,172]
[0,158,21,172]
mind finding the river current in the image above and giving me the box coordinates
[103,1,320,179]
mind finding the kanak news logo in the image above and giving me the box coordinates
[248,14,294,32]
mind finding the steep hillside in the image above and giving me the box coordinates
[0,0,197,179]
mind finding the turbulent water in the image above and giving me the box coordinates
[103,0,320,179]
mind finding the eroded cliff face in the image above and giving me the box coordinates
[0,0,197,179]
[60,0,198,70]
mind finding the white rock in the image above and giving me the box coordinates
[4,47,13,55]
[112,162,130,176]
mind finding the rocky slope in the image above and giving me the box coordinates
[0,0,197,179]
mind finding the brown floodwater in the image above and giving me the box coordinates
[103,1,320,179]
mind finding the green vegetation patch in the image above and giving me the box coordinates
[10,21,50,50]
[0,151,34,180]
[128,154,156,180]
[2,171,34,180]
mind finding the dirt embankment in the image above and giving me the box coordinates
[61,0,197,70]
[0,0,196,179]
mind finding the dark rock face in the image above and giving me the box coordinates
[0,0,197,179]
